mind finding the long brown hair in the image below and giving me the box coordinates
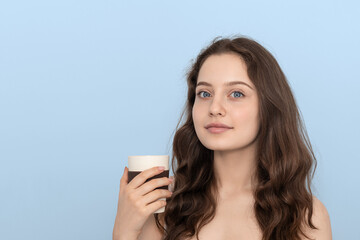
[155,35,318,240]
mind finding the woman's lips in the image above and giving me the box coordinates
[206,127,232,134]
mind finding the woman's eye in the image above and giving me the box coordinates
[230,91,244,98]
[196,91,244,98]
[197,91,211,98]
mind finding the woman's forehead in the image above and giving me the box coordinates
[197,54,254,90]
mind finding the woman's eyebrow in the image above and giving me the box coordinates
[196,81,253,90]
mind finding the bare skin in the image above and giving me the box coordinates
[115,53,332,239]
[193,53,260,196]
[136,183,331,240]
[187,53,332,239]
[183,195,331,240]
[189,52,262,239]
[187,192,262,240]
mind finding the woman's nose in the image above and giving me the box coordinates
[209,97,226,116]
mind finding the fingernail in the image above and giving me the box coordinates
[158,166,165,171]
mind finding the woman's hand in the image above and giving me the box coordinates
[113,166,173,240]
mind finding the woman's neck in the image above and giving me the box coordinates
[212,143,258,199]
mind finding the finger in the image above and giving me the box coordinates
[145,199,167,215]
[141,188,173,206]
[127,166,165,190]
[136,177,172,196]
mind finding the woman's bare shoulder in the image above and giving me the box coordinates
[302,196,332,240]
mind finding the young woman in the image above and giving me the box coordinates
[113,36,332,240]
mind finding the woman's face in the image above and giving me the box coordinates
[192,53,260,151]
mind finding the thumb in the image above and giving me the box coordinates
[120,166,128,188]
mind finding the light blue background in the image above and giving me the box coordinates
[1,1,359,239]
